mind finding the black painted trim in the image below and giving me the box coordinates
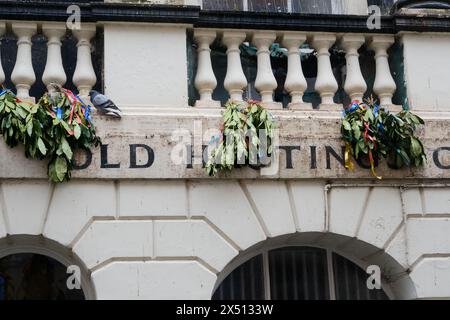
[0,1,199,24]
[0,1,449,33]
[197,11,396,33]
[0,1,93,22]
[90,3,199,24]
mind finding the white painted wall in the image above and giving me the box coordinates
[1,179,450,299]
[343,0,369,15]
[402,33,450,111]
[103,23,189,110]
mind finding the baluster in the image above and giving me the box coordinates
[282,32,309,109]
[310,34,338,107]
[341,34,367,103]
[42,23,67,91]
[252,31,280,109]
[369,35,396,106]
[73,24,97,98]
[0,22,5,85]
[194,29,219,108]
[222,31,247,102]
[11,22,37,100]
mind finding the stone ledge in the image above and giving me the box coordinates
[0,111,448,180]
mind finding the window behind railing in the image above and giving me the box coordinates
[187,35,406,108]
[202,0,395,14]
[0,29,103,99]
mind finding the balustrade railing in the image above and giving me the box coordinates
[0,21,98,101]
[192,29,401,111]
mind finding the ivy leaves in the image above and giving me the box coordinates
[0,87,100,183]
[206,101,274,177]
[341,100,426,176]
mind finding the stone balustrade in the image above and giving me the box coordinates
[0,21,97,100]
[193,29,399,110]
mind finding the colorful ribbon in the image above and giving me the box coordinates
[344,142,354,170]
[56,107,62,120]
[363,122,382,180]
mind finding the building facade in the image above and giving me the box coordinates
[0,0,450,300]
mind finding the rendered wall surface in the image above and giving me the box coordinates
[103,23,189,110]
[1,179,450,299]
[402,33,450,112]
[2,17,450,301]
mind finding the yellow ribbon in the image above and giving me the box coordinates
[369,150,382,180]
[344,142,354,170]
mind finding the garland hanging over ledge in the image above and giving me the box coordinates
[206,100,275,177]
[0,85,101,183]
[341,98,426,179]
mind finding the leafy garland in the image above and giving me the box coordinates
[206,101,274,177]
[341,98,426,179]
[0,86,100,182]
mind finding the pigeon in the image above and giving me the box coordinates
[89,90,122,118]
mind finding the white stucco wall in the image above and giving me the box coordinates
[1,179,450,299]
[2,9,450,301]
[402,33,450,112]
[103,23,189,110]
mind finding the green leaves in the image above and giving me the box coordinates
[341,99,426,173]
[206,101,275,177]
[61,137,73,160]
[342,119,351,131]
[74,123,81,139]
[37,138,47,155]
[55,156,68,182]
[0,88,100,183]
[48,156,69,182]
[36,89,100,182]
[380,111,426,168]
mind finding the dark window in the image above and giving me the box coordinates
[248,0,288,13]
[202,0,337,13]
[333,253,389,300]
[213,247,389,300]
[269,247,329,300]
[368,0,394,14]
[0,253,85,300]
[291,0,333,14]
[203,0,243,11]
[212,254,264,300]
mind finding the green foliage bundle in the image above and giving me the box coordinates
[380,110,426,168]
[0,90,50,159]
[341,98,426,178]
[38,89,101,182]
[206,101,274,177]
[0,86,100,183]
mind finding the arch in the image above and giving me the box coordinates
[0,235,96,300]
[212,232,417,300]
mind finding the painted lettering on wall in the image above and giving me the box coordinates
[73,143,450,172]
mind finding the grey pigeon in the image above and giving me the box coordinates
[89,90,122,118]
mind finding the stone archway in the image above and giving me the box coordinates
[0,235,95,300]
[212,232,417,300]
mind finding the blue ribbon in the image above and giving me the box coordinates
[85,105,91,121]
[342,102,360,117]
[56,107,62,120]
[75,94,92,122]
[0,90,7,98]
[373,104,379,118]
